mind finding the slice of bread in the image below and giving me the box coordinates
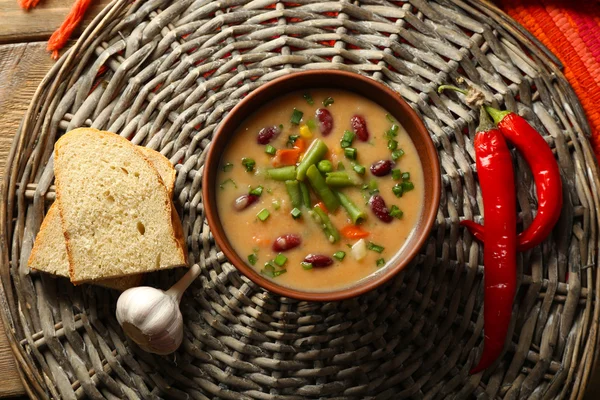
[29,146,180,291]
[53,128,187,283]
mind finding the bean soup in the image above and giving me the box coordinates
[216,89,424,292]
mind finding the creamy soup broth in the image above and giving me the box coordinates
[216,89,424,292]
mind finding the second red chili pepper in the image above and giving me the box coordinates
[468,107,517,374]
[462,106,562,251]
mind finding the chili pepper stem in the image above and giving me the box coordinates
[484,105,511,126]
[437,85,468,95]
[477,106,496,133]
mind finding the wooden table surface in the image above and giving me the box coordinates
[0,1,598,399]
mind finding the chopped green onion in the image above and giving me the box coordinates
[391,149,405,161]
[376,258,385,267]
[390,205,403,219]
[401,172,411,181]
[279,124,284,130]
[290,108,303,125]
[248,253,258,265]
[303,93,314,105]
[222,162,234,172]
[352,163,366,175]
[287,134,300,147]
[261,263,287,277]
[291,207,302,219]
[344,147,357,160]
[317,160,334,173]
[386,114,395,123]
[249,186,263,196]
[392,169,402,180]
[257,208,270,221]
[392,184,403,197]
[368,179,379,193]
[267,166,297,181]
[242,157,255,172]
[367,242,384,253]
[401,181,414,192]
[323,97,334,107]
[306,119,316,131]
[261,263,275,277]
[272,199,281,210]
[385,124,399,139]
[333,251,346,261]
[301,262,313,270]
[266,188,273,194]
[219,178,237,189]
[274,253,288,267]
[265,145,276,155]
[387,140,398,150]
[337,162,345,171]
[340,130,354,148]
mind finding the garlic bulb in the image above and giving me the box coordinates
[116,264,200,355]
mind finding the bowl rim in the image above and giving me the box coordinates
[203,69,440,301]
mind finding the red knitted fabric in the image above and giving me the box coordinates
[499,0,600,158]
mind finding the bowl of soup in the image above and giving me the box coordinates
[203,70,440,301]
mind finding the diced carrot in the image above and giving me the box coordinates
[341,225,370,239]
[315,202,327,212]
[252,235,270,246]
[293,137,306,153]
[272,148,301,167]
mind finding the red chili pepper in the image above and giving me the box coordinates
[468,107,517,374]
[463,106,562,251]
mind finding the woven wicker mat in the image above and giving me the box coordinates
[1,0,599,399]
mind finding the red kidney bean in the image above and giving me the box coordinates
[315,108,333,136]
[272,234,302,251]
[351,115,369,141]
[257,125,281,145]
[233,194,259,211]
[370,160,394,177]
[303,254,334,267]
[369,194,393,223]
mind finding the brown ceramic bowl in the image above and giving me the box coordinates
[203,70,440,301]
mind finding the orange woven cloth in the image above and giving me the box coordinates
[499,0,600,158]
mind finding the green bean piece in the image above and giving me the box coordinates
[306,165,340,212]
[310,205,340,243]
[299,181,311,208]
[317,160,334,173]
[336,191,367,224]
[267,166,297,181]
[325,171,360,187]
[285,180,303,208]
[296,139,328,180]
[325,176,356,187]
[291,207,302,219]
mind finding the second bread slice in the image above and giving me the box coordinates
[54,128,187,283]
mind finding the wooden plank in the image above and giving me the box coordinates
[0,41,54,173]
[0,0,112,44]
[0,41,56,399]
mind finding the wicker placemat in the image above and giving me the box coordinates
[1,0,599,399]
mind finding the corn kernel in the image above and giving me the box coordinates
[299,125,312,139]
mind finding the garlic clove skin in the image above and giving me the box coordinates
[116,286,184,355]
